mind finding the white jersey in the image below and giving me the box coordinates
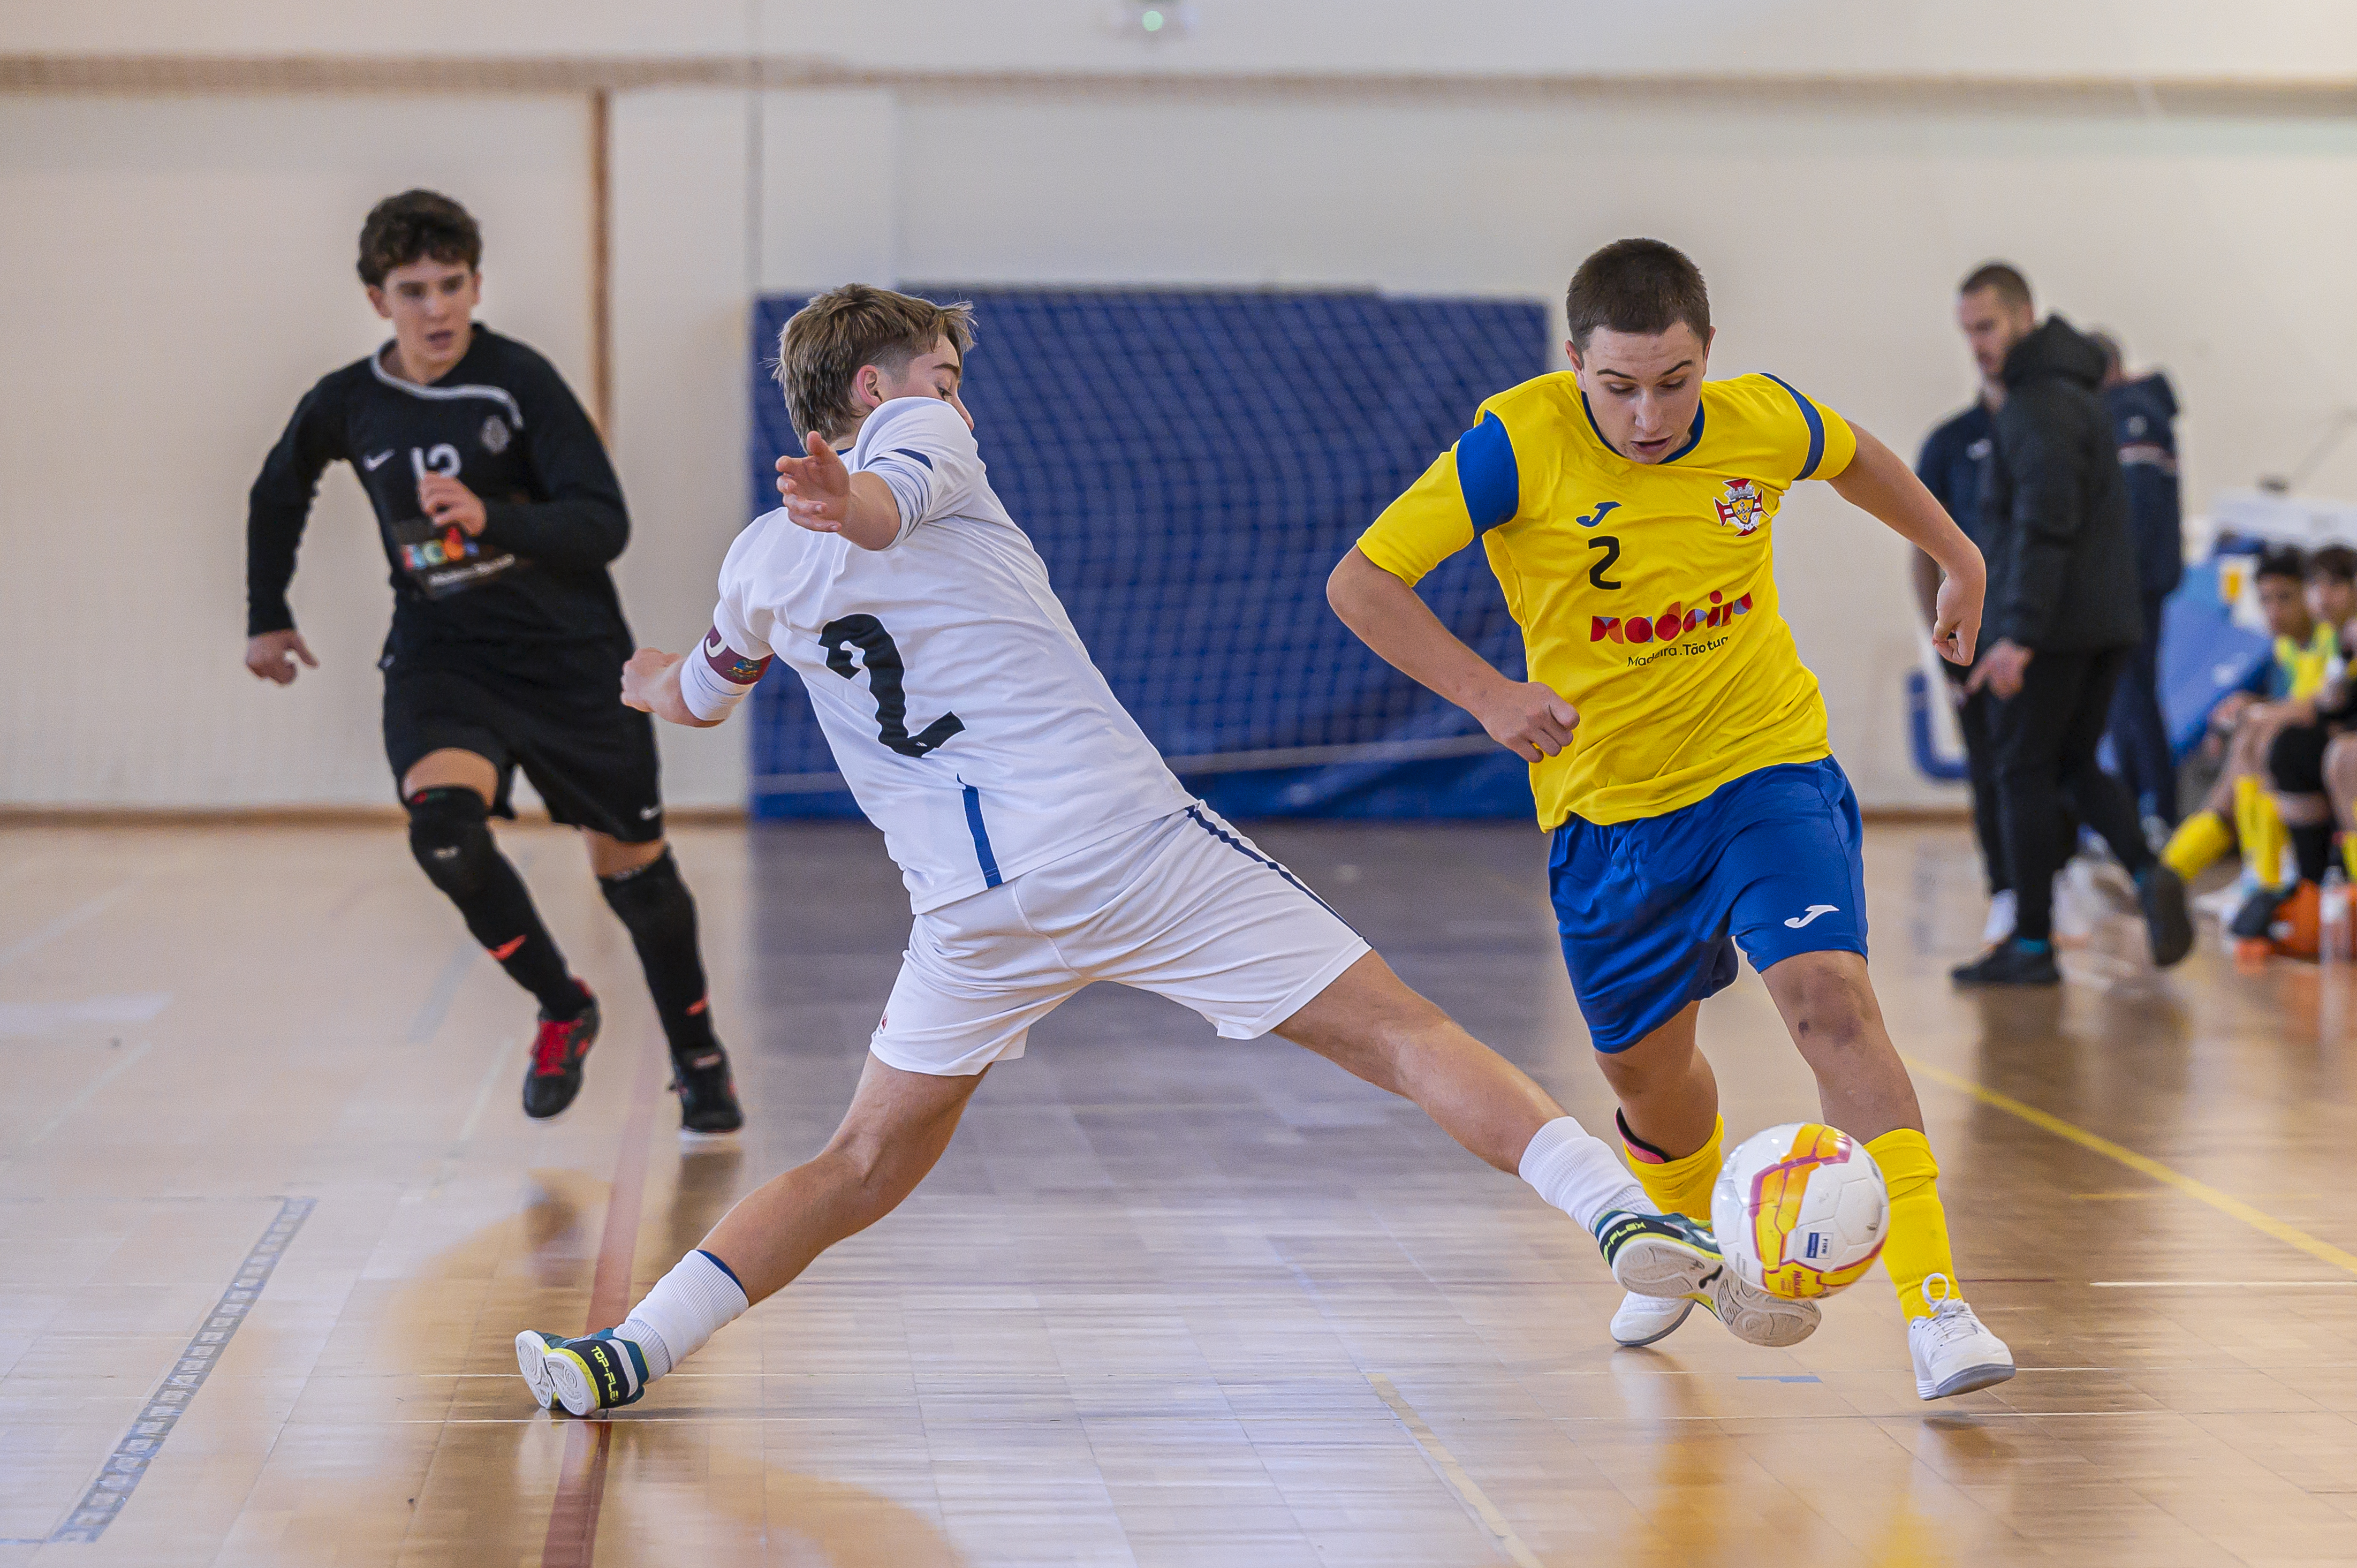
[701,395,1193,912]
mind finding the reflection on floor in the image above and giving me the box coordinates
[1,819,2352,1566]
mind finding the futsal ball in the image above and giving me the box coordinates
[1710,1123,1889,1300]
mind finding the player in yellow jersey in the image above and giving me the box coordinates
[1329,239,2014,1400]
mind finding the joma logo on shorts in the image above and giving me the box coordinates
[1590,590,1753,646]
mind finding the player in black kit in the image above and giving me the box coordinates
[244,189,741,1132]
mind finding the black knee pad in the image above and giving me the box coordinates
[598,848,695,942]
[406,786,499,899]
[2269,723,2331,797]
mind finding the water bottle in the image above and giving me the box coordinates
[2322,866,2351,964]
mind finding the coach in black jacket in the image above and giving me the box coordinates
[1950,264,2192,984]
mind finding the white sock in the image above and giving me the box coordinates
[1519,1116,1653,1233]
[613,1249,748,1380]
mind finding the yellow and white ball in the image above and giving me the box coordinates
[1710,1123,1889,1300]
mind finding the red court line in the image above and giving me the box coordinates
[541,1031,666,1568]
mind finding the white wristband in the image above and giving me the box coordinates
[680,628,771,721]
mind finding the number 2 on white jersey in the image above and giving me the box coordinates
[820,615,965,759]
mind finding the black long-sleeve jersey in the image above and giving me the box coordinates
[246,324,632,660]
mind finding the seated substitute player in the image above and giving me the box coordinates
[243,189,740,1131]
[514,284,1816,1419]
[1327,239,2014,1399]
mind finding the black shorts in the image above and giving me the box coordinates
[383,648,664,842]
[2269,722,2333,797]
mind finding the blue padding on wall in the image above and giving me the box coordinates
[745,287,1547,821]
[2159,560,2273,757]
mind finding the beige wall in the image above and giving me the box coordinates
[5,7,2355,808]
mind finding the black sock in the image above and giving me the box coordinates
[600,849,717,1056]
[406,787,588,1020]
[2292,823,2333,885]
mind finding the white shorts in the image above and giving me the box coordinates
[869,805,1371,1076]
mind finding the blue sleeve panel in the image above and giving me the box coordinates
[1762,374,1827,481]
[1456,411,1519,533]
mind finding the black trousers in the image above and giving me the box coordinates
[1942,658,2009,895]
[1992,646,2155,943]
[2104,589,2178,824]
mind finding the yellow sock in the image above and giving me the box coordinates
[2343,833,2357,882]
[2162,809,2234,882]
[1864,1128,1959,1320]
[1619,1113,1724,1224]
[2235,777,2290,891]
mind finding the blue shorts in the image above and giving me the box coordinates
[1550,759,1868,1053]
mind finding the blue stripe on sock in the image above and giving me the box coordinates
[695,1248,744,1292]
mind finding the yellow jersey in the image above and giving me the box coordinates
[1359,370,1856,829]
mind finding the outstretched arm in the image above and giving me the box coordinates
[620,650,722,728]
[775,433,901,551]
[1327,550,1579,762]
[1830,424,1986,668]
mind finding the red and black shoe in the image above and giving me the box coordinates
[522,993,601,1119]
[671,1041,744,1134]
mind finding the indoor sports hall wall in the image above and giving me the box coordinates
[745,288,1545,820]
[6,3,2356,812]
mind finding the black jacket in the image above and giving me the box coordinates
[1980,315,2142,653]
[247,324,632,660]
[2104,371,2184,600]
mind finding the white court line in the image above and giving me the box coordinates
[0,884,133,972]
[2091,1280,2357,1288]
[1368,1373,1543,1568]
[0,1040,155,1171]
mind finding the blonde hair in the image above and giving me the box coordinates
[774,285,975,441]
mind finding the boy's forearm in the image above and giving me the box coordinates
[1832,427,1985,589]
[840,473,903,551]
[1327,548,1509,709]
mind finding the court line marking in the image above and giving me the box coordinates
[0,883,132,973]
[0,1039,154,1171]
[1904,1057,2357,1278]
[46,1197,315,1543]
[540,1031,667,1568]
[1367,1373,1544,1568]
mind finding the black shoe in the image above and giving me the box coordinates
[522,995,600,1119]
[671,1041,743,1133]
[2227,884,2289,942]
[2138,863,2194,967]
[1950,941,2060,987]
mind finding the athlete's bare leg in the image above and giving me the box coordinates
[1591,1002,1717,1159]
[586,831,667,876]
[700,1056,986,1304]
[1270,951,1565,1172]
[1756,950,1923,1141]
[401,746,498,802]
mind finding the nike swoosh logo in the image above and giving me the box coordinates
[1784,904,1839,929]
[363,450,395,471]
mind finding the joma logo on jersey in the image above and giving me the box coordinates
[1591,589,1753,646]
[1715,478,1768,536]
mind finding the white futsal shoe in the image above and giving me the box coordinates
[1908,1278,2016,1399]
[1594,1209,1821,1349]
[1610,1290,1695,1347]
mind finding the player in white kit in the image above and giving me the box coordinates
[515,286,1817,1416]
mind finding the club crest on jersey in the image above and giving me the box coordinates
[481,414,511,454]
[1714,478,1767,536]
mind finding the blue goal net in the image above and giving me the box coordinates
[746,287,1545,821]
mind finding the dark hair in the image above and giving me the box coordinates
[2256,545,2308,585]
[2088,329,2124,375]
[357,190,482,287]
[2306,544,2357,586]
[1565,239,1710,353]
[774,284,976,441]
[1959,262,2033,311]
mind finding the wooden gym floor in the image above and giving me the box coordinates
[1,816,2353,1567]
